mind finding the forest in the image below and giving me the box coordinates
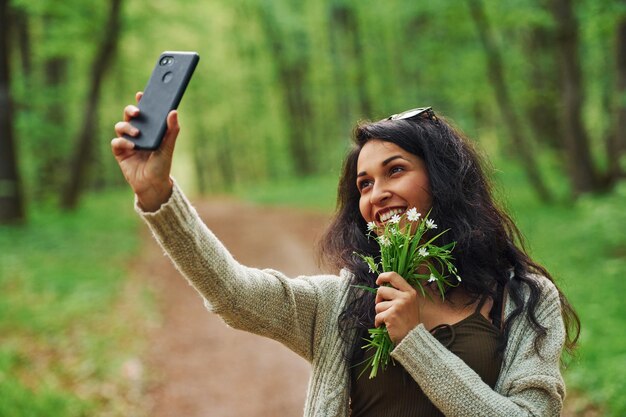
[1,0,625,415]
[2,0,625,213]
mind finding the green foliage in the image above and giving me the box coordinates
[0,347,91,417]
[10,0,625,201]
[10,0,114,201]
[355,211,460,379]
[0,190,148,416]
[494,164,626,417]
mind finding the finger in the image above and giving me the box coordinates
[115,121,139,137]
[123,104,140,122]
[376,272,413,292]
[375,286,401,304]
[375,300,393,314]
[111,137,135,156]
[159,110,180,156]
[374,311,388,328]
[135,91,143,103]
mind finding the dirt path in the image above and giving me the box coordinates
[139,197,331,417]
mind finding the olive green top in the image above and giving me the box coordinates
[136,179,567,417]
[350,296,503,416]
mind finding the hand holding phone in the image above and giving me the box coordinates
[123,51,199,150]
[111,96,177,211]
[112,50,199,211]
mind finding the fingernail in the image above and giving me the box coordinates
[131,128,139,135]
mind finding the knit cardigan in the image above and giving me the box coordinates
[137,181,567,417]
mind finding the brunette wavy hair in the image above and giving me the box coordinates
[317,112,580,362]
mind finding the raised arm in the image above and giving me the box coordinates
[135,182,346,361]
[111,100,343,361]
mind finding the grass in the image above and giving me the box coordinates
[237,162,626,417]
[0,189,150,417]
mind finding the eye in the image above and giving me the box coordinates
[357,179,373,192]
[389,165,405,175]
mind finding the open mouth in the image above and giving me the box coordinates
[377,207,406,224]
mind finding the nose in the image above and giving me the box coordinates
[370,181,391,206]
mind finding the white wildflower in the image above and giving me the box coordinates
[428,274,437,283]
[379,236,391,246]
[407,208,421,222]
[367,221,377,232]
[389,214,401,224]
[418,247,429,257]
[425,219,437,229]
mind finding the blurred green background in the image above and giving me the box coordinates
[1,0,625,415]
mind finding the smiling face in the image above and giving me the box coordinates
[356,139,432,230]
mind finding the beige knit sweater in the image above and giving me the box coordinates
[137,181,566,417]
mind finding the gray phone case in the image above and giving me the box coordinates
[124,51,199,150]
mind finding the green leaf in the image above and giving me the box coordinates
[353,210,461,379]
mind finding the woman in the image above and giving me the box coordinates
[112,99,579,416]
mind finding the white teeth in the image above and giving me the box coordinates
[379,208,405,222]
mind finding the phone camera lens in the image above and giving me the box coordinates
[159,56,174,66]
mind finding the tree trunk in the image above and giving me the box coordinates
[282,62,315,175]
[215,127,236,191]
[328,2,354,129]
[190,119,209,195]
[11,6,31,80]
[256,3,315,176]
[524,25,561,150]
[37,54,68,200]
[608,10,626,181]
[467,0,553,203]
[341,4,371,118]
[61,0,123,210]
[550,0,601,195]
[0,0,25,224]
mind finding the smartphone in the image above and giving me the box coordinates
[124,51,199,150]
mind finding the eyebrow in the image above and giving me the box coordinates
[357,155,406,177]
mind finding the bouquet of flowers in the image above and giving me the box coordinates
[355,208,461,379]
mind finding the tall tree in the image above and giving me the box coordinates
[467,0,553,202]
[37,12,69,200]
[0,0,25,224]
[608,6,626,181]
[523,24,562,151]
[328,1,354,130]
[11,6,31,80]
[255,0,315,176]
[329,1,372,119]
[61,0,123,209]
[550,0,602,195]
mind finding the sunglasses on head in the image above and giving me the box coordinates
[385,106,438,124]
